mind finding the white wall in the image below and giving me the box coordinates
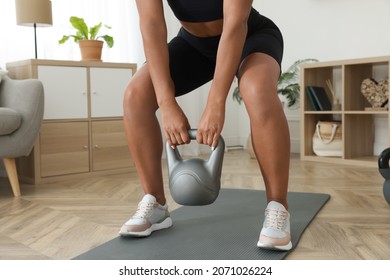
[257,0,390,69]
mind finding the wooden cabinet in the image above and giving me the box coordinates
[91,120,132,171]
[6,59,137,183]
[37,65,89,119]
[300,56,389,167]
[40,122,89,177]
[89,67,130,118]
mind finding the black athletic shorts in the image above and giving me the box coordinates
[167,8,284,97]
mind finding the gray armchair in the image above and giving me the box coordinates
[0,75,44,196]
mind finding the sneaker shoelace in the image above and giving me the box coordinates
[264,208,288,230]
[132,202,156,219]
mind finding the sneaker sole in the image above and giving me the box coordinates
[257,241,292,251]
[119,217,173,237]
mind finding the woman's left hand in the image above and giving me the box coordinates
[197,102,225,149]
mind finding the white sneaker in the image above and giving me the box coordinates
[257,201,292,251]
[119,194,172,237]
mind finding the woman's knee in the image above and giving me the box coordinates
[240,79,277,102]
[240,81,284,124]
[123,70,157,116]
[238,54,282,119]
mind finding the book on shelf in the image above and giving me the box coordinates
[306,86,320,111]
[306,86,332,111]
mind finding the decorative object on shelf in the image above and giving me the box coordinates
[360,78,389,111]
[15,0,53,59]
[325,79,341,111]
[59,16,114,61]
[312,120,342,157]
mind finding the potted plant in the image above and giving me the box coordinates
[59,16,114,61]
[232,58,318,158]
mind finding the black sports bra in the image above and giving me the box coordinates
[167,0,224,22]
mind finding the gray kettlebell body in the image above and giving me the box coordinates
[166,129,225,206]
[378,148,390,205]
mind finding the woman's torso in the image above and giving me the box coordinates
[166,0,268,37]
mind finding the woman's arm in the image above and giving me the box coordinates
[197,0,253,148]
[135,0,174,106]
[135,0,190,147]
[212,0,253,100]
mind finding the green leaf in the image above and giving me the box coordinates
[278,83,300,107]
[278,71,295,86]
[98,35,114,48]
[89,22,102,40]
[59,35,83,44]
[58,35,70,44]
[69,16,89,40]
[232,86,242,105]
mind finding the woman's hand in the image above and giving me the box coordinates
[160,100,191,149]
[197,102,225,149]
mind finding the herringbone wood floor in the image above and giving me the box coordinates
[1,150,389,260]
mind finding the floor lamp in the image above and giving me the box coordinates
[15,0,53,59]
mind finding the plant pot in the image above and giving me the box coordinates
[78,40,103,61]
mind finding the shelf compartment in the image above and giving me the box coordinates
[301,65,342,112]
[302,113,343,158]
[344,114,374,160]
[344,61,389,111]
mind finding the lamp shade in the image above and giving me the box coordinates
[15,0,52,27]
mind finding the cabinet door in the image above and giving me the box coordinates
[91,120,133,171]
[90,67,133,118]
[38,66,88,120]
[40,122,90,177]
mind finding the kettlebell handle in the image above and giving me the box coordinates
[186,129,224,150]
[165,129,225,170]
[188,129,197,140]
[169,129,224,151]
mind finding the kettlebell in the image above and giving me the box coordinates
[166,129,225,206]
[378,147,390,205]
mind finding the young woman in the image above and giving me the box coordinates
[120,0,292,251]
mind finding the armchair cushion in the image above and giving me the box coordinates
[0,107,22,135]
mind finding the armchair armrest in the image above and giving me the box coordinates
[0,76,44,158]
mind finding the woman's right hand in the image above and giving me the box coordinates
[160,100,191,149]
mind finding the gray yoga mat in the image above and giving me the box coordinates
[74,189,330,260]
